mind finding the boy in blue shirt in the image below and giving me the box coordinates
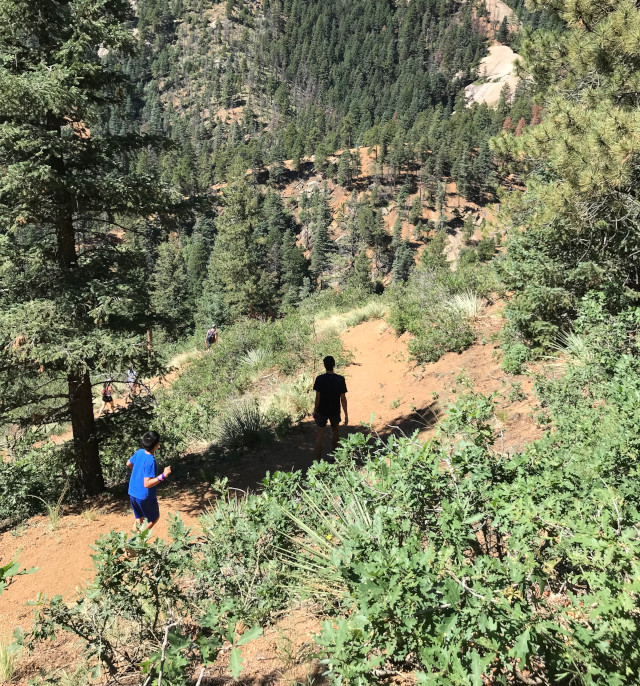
[126,430,171,531]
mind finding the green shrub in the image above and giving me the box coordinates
[0,442,77,525]
[29,360,640,684]
[408,308,476,363]
[500,340,530,374]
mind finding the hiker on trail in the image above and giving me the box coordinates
[205,324,218,351]
[126,367,139,398]
[313,355,348,461]
[126,430,171,532]
[97,378,115,418]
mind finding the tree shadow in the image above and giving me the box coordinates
[207,661,325,686]
[88,401,442,522]
[370,400,441,442]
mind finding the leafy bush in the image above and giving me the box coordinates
[0,442,77,526]
[408,307,476,363]
[388,263,496,364]
[28,517,263,684]
[500,339,530,374]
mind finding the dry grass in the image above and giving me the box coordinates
[0,641,18,684]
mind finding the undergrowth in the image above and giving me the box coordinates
[25,304,640,683]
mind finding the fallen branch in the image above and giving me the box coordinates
[157,618,180,686]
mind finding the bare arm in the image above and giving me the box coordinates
[143,465,171,489]
[314,390,321,414]
[126,459,133,469]
[341,393,348,425]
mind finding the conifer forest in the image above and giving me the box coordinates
[1,0,640,683]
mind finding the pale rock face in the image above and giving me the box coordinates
[465,44,520,107]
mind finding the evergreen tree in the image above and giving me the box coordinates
[348,250,374,293]
[392,240,415,283]
[151,239,192,337]
[310,190,333,286]
[200,161,268,323]
[311,221,331,286]
[280,229,308,307]
[497,16,510,44]
[337,150,352,187]
[391,215,404,254]
[493,0,640,346]
[0,0,190,494]
[184,232,211,303]
[421,233,449,271]
[409,195,423,225]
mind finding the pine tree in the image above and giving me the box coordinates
[199,161,267,323]
[391,240,415,283]
[409,195,423,225]
[421,233,449,272]
[337,150,352,187]
[348,250,374,293]
[310,190,332,286]
[184,232,211,302]
[280,229,308,307]
[391,215,404,254]
[0,0,190,494]
[311,221,331,287]
[151,239,192,337]
[493,0,640,346]
[497,16,510,44]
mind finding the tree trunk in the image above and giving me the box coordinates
[51,126,104,495]
[68,371,104,496]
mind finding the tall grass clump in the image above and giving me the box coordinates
[549,331,593,366]
[214,398,271,450]
[343,300,388,328]
[28,481,69,530]
[447,291,485,319]
[0,641,18,683]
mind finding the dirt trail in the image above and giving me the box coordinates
[1,308,541,679]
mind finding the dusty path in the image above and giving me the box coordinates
[0,308,541,646]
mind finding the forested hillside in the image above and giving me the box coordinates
[4,0,640,683]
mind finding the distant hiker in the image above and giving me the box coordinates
[126,430,171,532]
[97,378,115,418]
[126,367,139,398]
[312,355,348,460]
[205,325,218,351]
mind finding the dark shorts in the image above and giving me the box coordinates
[314,412,340,428]
[130,496,160,522]
[102,395,113,403]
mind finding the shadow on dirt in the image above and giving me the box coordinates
[89,401,442,521]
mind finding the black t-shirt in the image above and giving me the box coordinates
[313,373,347,417]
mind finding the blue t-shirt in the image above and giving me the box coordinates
[128,449,158,500]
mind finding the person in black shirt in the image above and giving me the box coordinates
[312,355,348,460]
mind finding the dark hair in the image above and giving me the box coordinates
[323,355,335,371]
[141,430,160,451]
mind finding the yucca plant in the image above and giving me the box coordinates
[549,331,594,366]
[214,399,270,450]
[278,477,375,602]
[243,347,272,369]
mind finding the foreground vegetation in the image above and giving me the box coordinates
[20,298,640,683]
